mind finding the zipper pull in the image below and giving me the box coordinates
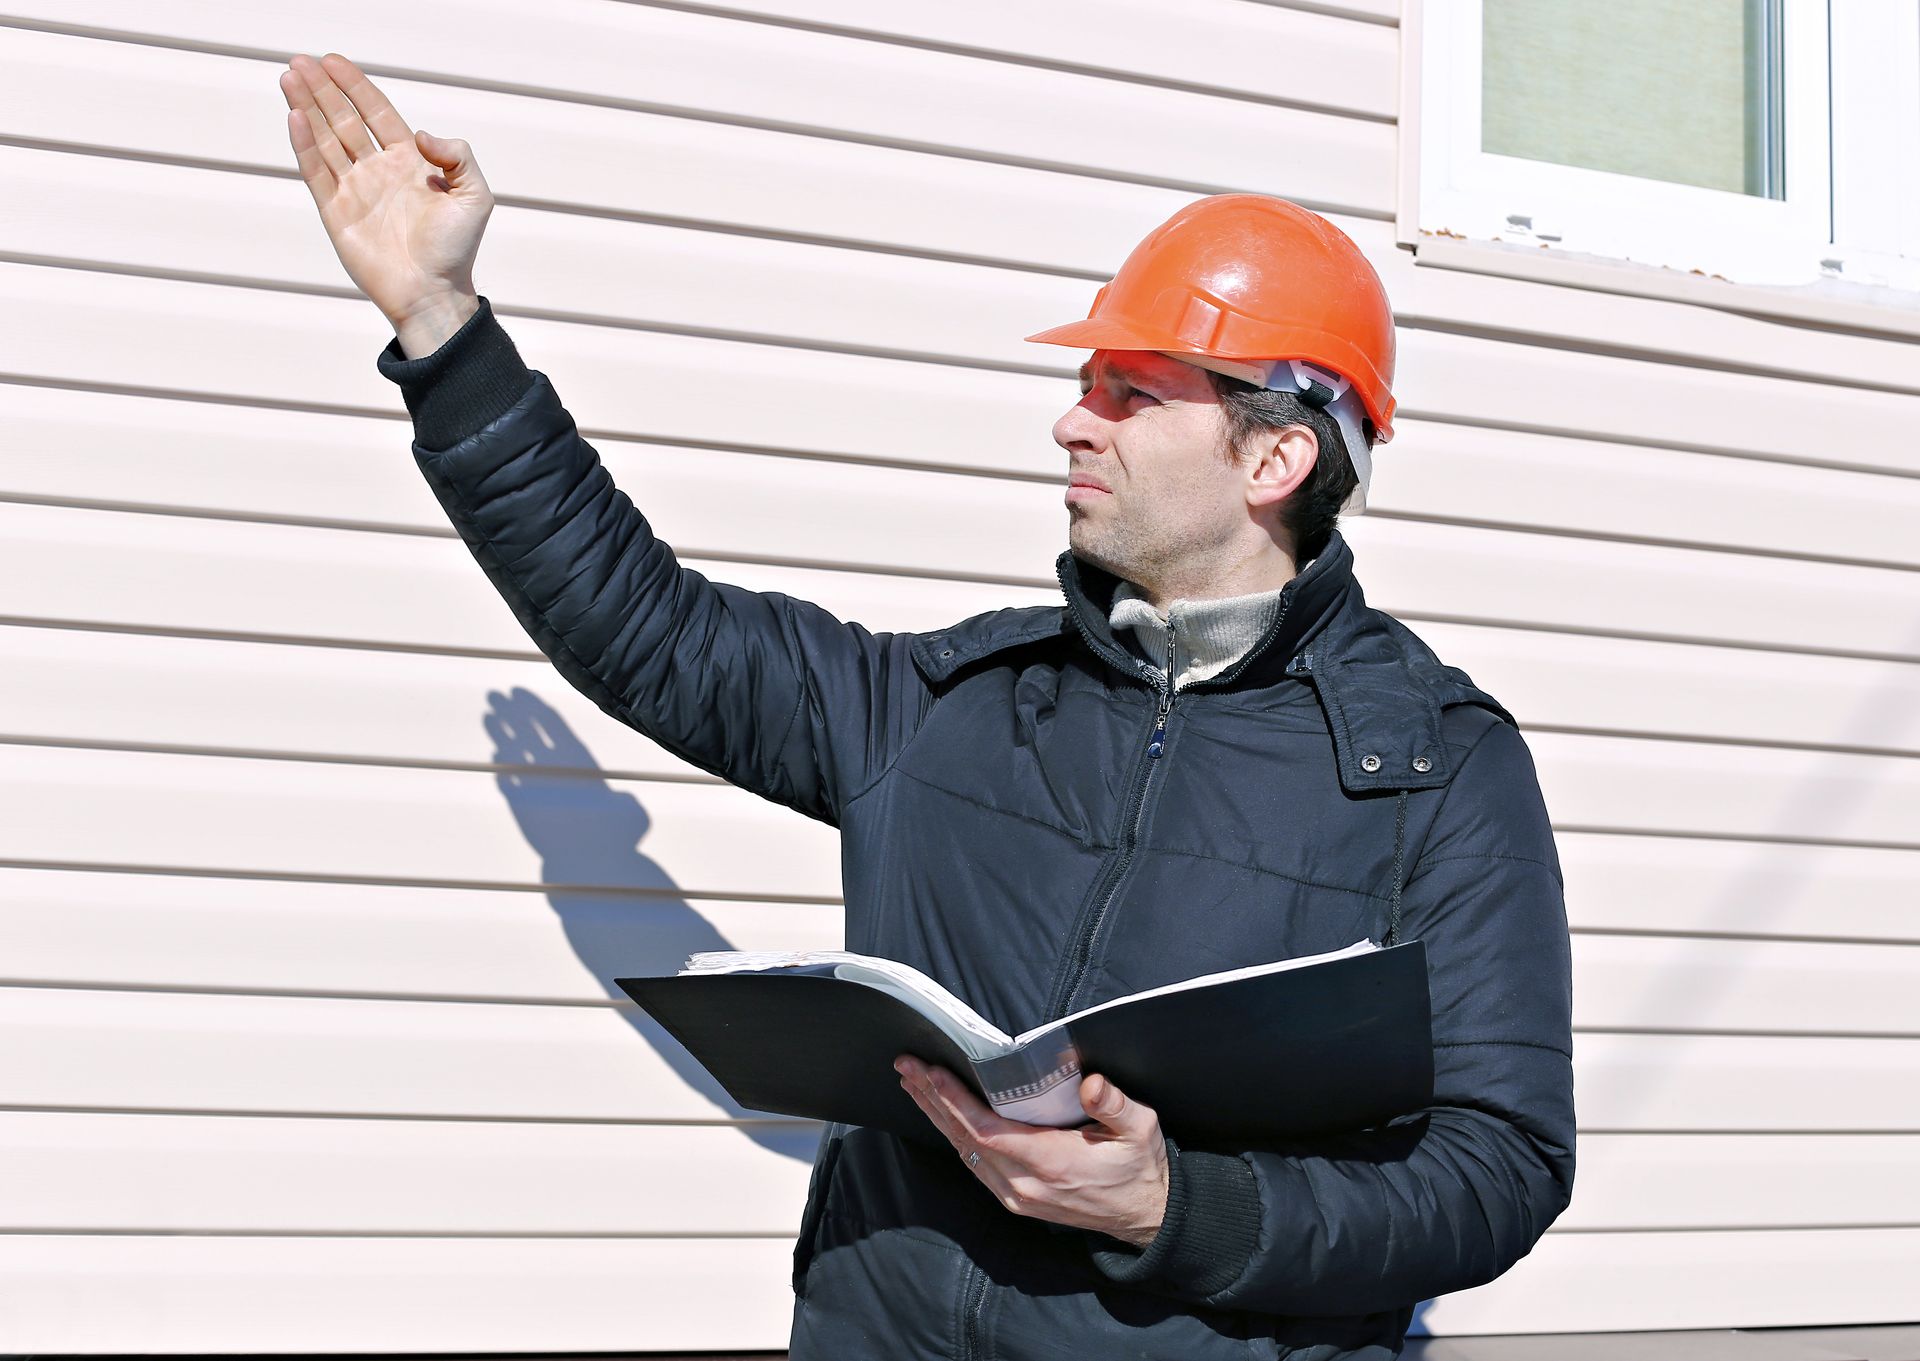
[1147,629,1177,758]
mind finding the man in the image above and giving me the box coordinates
[285,50,1574,1361]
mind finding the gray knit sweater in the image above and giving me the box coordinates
[1107,564,1312,690]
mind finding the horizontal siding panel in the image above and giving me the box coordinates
[1421,1227,1920,1335]
[1356,519,1920,663]
[1401,330,1920,477]
[0,625,743,785]
[7,983,1917,1128]
[0,501,1061,652]
[0,868,845,1001]
[7,620,1919,791]
[1555,835,1920,944]
[0,261,1065,479]
[1571,1032,1920,1132]
[1570,936,1920,1037]
[1557,1133,1920,1232]
[1387,422,1920,570]
[0,385,1061,585]
[0,1233,798,1353]
[0,745,845,897]
[0,142,1092,378]
[3,865,1913,1035]
[0,26,1199,277]
[0,8,1394,207]
[1522,730,1920,849]
[0,984,816,1123]
[4,1113,1913,1236]
[671,0,1399,111]
[10,35,1919,405]
[0,1228,1915,1349]
[0,1110,816,1234]
[1409,622,1920,757]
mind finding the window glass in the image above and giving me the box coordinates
[1480,0,1784,198]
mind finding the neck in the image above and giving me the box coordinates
[1129,540,1301,613]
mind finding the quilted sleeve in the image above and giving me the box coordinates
[376,297,934,826]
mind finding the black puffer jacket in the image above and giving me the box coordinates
[377,298,1576,1361]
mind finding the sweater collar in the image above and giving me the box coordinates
[1057,529,1357,696]
[1106,576,1293,690]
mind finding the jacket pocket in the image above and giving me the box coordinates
[791,1120,847,1300]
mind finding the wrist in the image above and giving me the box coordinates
[1114,1152,1171,1247]
[391,291,480,360]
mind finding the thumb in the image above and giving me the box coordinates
[1082,1074,1151,1135]
[415,129,467,170]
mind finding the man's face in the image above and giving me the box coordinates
[1052,349,1250,589]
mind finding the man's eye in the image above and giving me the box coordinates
[1128,387,1159,404]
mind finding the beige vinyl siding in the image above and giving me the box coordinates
[0,0,1915,1351]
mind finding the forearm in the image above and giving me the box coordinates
[373,302,930,821]
[1088,1090,1575,1317]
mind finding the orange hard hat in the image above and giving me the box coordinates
[1026,193,1397,512]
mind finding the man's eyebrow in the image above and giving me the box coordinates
[1078,357,1164,391]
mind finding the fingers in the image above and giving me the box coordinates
[288,52,378,165]
[280,61,351,185]
[281,87,336,208]
[319,51,414,150]
[895,1057,1010,1151]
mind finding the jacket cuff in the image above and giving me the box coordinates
[1084,1136,1261,1298]
[374,294,535,453]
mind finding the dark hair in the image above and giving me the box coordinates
[1203,369,1368,566]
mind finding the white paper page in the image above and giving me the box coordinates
[681,949,1013,1059]
[1011,937,1380,1047]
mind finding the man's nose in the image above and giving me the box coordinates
[1052,397,1107,454]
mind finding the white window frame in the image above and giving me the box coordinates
[1827,0,1920,282]
[1414,0,1920,293]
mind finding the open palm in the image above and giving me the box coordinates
[279,52,492,328]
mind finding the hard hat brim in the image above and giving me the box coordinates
[1026,318,1395,444]
[1024,317,1190,352]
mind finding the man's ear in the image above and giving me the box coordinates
[1244,422,1318,512]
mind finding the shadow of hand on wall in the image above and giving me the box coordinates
[484,685,815,1163]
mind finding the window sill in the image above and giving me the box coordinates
[1406,231,1920,341]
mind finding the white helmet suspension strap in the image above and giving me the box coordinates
[1267,360,1373,517]
[1159,353,1373,515]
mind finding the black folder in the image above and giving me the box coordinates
[618,939,1431,1149]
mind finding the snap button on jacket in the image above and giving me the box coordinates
[400,363,1576,1361]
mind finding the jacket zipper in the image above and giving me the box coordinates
[959,628,1177,1361]
[1048,626,1178,1020]
[957,573,1302,1361]
[958,1259,990,1361]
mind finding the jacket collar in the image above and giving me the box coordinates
[1056,532,1352,698]
[910,529,1512,794]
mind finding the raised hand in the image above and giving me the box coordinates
[279,52,491,356]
